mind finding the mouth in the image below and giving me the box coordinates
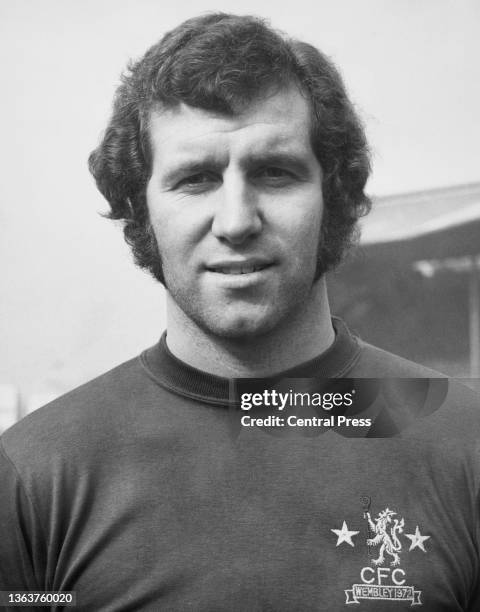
[206,260,273,275]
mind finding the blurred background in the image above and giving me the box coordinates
[1,0,479,428]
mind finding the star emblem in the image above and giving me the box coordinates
[405,526,430,552]
[331,521,359,547]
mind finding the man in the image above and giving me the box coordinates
[1,13,479,611]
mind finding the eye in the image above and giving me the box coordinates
[261,167,290,177]
[183,173,212,185]
[175,172,219,192]
[255,167,296,186]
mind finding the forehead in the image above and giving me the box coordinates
[147,87,315,167]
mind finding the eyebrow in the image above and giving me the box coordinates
[160,150,314,187]
[241,152,313,177]
[161,156,225,187]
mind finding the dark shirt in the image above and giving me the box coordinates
[1,319,479,610]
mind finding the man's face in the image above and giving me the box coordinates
[146,87,324,339]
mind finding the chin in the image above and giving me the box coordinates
[198,312,279,340]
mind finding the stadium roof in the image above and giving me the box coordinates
[358,182,480,261]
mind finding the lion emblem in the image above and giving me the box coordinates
[365,507,404,567]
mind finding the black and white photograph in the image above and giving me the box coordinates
[1,1,480,610]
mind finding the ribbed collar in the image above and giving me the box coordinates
[140,317,361,406]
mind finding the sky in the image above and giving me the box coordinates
[1,0,479,402]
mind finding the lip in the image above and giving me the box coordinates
[204,258,275,288]
[205,258,274,275]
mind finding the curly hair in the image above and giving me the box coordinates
[89,12,371,284]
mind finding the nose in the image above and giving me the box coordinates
[211,175,262,245]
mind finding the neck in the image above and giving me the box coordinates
[165,279,335,377]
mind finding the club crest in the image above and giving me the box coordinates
[366,507,404,567]
[330,496,430,606]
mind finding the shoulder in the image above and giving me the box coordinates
[351,338,447,378]
[345,336,480,435]
[0,351,162,469]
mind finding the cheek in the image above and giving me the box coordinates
[148,191,213,257]
[147,201,185,262]
[149,213,204,281]
[285,206,322,248]
[288,214,323,273]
